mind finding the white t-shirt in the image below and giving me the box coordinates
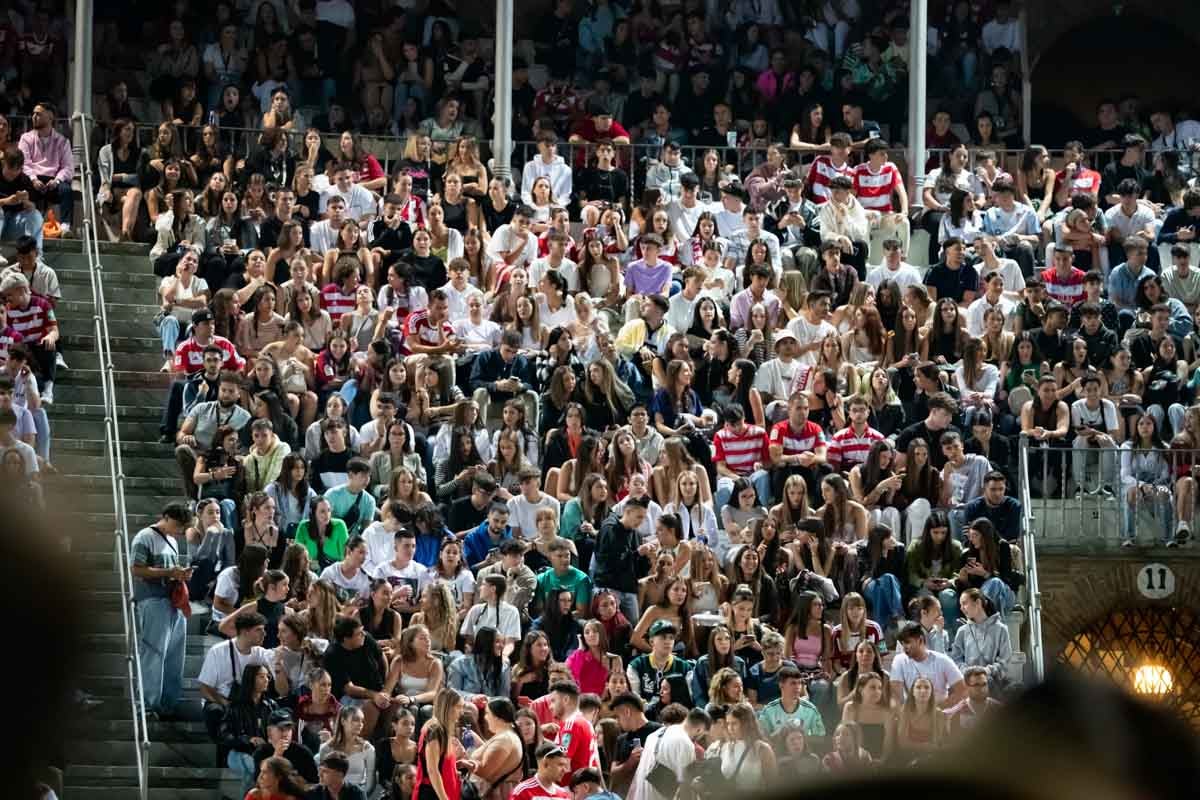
[320,183,375,222]
[3,438,37,477]
[362,521,403,574]
[628,725,696,800]
[753,356,801,401]
[538,298,578,331]
[440,281,484,319]
[372,558,425,600]
[319,562,372,599]
[506,493,560,538]
[964,295,1016,337]
[159,275,210,323]
[486,225,538,269]
[212,565,241,621]
[529,257,580,292]
[420,569,477,607]
[865,262,924,291]
[197,639,274,700]
[453,317,502,351]
[459,600,522,641]
[786,315,837,365]
[1071,398,1119,433]
[890,649,964,703]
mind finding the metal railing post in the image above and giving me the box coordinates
[1018,436,1045,683]
[73,111,150,800]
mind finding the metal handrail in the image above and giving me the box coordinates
[73,110,151,800]
[1018,436,1046,683]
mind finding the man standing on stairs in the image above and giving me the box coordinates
[130,501,194,719]
[1,271,57,404]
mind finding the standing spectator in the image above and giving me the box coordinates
[131,502,194,718]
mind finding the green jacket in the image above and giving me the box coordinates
[758,696,826,738]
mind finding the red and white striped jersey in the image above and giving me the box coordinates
[853,161,903,212]
[828,424,885,471]
[1040,266,1087,307]
[6,293,55,344]
[511,777,573,800]
[808,155,854,205]
[319,283,357,322]
[769,419,826,456]
[714,424,769,475]
[401,307,452,356]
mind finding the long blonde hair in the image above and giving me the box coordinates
[305,580,339,639]
[419,582,458,651]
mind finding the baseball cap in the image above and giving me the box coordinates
[191,308,214,325]
[649,619,678,638]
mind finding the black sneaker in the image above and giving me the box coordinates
[1177,528,1191,546]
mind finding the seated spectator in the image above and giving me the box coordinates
[888,621,966,707]
[950,588,1014,693]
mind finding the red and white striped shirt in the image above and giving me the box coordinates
[808,155,854,205]
[714,423,769,475]
[0,324,22,364]
[6,293,55,344]
[396,194,425,227]
[401,307,452,356]
[853,161,903,212]
[319,283,357,322]
[1040,266,1087,307]
[172,335,244,374]
[828,424,885,471]
[769,419,826,456]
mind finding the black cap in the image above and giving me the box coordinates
[191,308,214,325]
[268,709,294,728]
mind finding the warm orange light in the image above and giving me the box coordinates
[1132,664,1173,695]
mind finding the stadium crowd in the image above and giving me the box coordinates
[35,1,1195,800]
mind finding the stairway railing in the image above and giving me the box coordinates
[72,111,150,800]
[1018,436,1046,683]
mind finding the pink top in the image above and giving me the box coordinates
[791,628,825,669]
[566,649,611,696]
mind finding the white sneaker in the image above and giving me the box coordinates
[41,381,53,405]
[55,352,68,369]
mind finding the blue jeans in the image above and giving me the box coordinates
[157,315,181,357]
[716,471,774,516]
[227,751,256,797]
[862,573,903,626]
[393,80,428,119]
[1,208,43,250]
[218,498,237,531]
[1121,483,1175,544]
[137,596,187,714]
[980,577,1016,618]
[934,586,961,637]
[31,405,49,460]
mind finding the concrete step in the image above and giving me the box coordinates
[56,381,170,407]
[58,437,175,458]
[51,416,164,442]
[64,766,234,799]
[63,512,157,536]
[83,650,206,681]
[67,739,217,769]
[84,632,210,656]
[54,452,177,479]
[62,333,162,354]
[59,300,164,324]
[46,253,154,276]
[57,367,172,390]
[61,316,163,339]
[58,275,159,305]
[57,268,154,289]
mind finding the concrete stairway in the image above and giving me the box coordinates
[47,239,228,799]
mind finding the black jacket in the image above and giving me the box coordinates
[594,511,642,594]
[253,741,319,783]
[221,697,278,753]
[469,350,535,397]
[541,425,601,478]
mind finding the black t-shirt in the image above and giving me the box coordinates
[0,170,33,216]
[447,496,490,535]
[323,634,387,698]
[895,421,961,470]
[406,252,448,292]
[924,261,979,304]
[577,166,630,206]
[615,722,662,764]
[253,741,319,784]
[370,219,414,255]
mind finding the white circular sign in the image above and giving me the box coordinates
[1137,563,1176,600]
